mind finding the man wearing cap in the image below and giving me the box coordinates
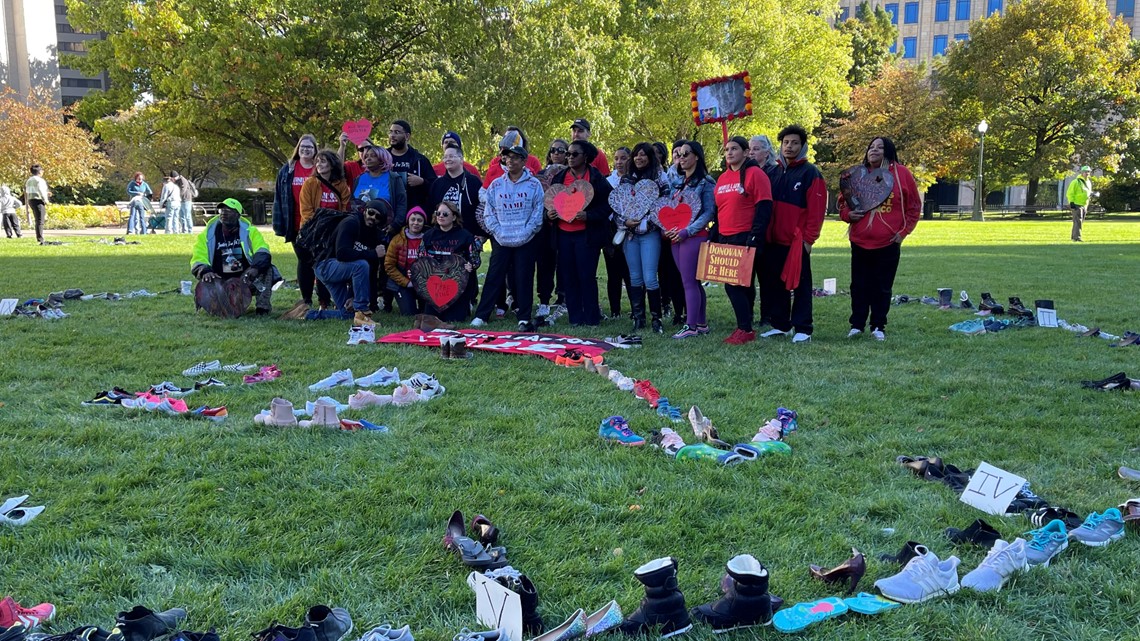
[314,199,392,327]
[388,119,436,211]
[190,198,276,316]
[570,119,610,175]
[481,126,544,188]
[433,132,482,179]
[1066,165,1093,242]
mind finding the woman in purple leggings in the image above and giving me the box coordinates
[662,141,716,338]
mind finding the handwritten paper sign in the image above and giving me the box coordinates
[467,572,522,641]
[0,299,17,316]
[696,242,755,287]
[959,461,1026,516]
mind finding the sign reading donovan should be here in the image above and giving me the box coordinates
[696,242,756,286]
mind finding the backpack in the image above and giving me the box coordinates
[296,207,350,263]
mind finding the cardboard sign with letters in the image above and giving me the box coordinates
[696,242,755,287]
[467,572,522,641]
[959,461,1027,516]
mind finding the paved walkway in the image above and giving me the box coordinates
[43,225,274,237]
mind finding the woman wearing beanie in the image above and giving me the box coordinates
[616,143,671,333]
[422,201,480,323]
[838,137,920,341]
[385,206,428,316]
[662,141,716,339]
[548,140,613,326]
[714,136,772,345]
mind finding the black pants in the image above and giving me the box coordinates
[394,286,422,316]
[658,234,685,318]
[2,213,20,238]
[602,243,630,316]
[760,243,814,335]
[475,236,538,323]
[536,222,559,305]
[29,200,46,244]
[293,242,330,307]
[849,242,901,331]
[720,234,757,332]
[557,231,601,325]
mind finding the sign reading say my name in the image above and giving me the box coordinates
[696,242,756,286]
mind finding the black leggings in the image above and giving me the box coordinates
[293,242,330,307]
[602,243,630,316]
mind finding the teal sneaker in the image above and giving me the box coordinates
[599,416,646,446]
[1068,508,1126,547]
[1024,519,1069,567]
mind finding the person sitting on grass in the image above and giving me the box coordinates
[314,198,391,327]
[190,198,276,317]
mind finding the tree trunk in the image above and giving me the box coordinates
[1025,176,1039,213]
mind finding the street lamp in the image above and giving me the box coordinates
[973,119,989,221]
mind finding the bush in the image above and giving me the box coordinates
[51,181,122,206]
[1095,179,1140,213]
[44,204,120,229]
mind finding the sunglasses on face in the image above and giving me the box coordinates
[436,210,454,217]
[676,152,691,159]
[550,147,567,154]
[566,151,583,158]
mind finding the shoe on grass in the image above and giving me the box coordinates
[722,329,755,345]
[349,390,393,409]
[358,626,412,641]
[309,369,354,392]
[182,360,221,377]
[1023,519,1069,567]
[194,378,226,389]
[648,428,686,456]
[1028,506,1082,530]
[0,597,54,630]
[945,518,1002,547]
[253,398,298,427]
[760,328,787,338]
[672,325,701,339]
[1081,372,1130,390]
[1068,508,1126,547]
[960,538,1027,592]
[791,332,811,344]
[675,443,743,465]
[873,547,959,604]
[347,325,375,345]
[633,380,661,407]
[847,328,862,338]
[871,329,885,341]
[305,606,353,641]
[189,406,227,422]
[110,606,186,641]
[392,384,421,406]
[1120,466,1140,481]
[221,362,257,372]
[356,367,400,387]
[599,416,645,446]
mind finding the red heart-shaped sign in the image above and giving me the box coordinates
[656,203,692,231]
[553,189,587,222]
[426,275,460,308]
[341,118,373,146]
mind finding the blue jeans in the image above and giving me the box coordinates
[165,203,182,233]
[315,258,371,313]
[127,197,148,234]
[624,229,661,290]
[179,201,194,233]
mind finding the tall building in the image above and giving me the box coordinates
[837,0,1137,64]
[0,0,107,107]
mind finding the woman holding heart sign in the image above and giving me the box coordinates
[661,141,717,339]
[613,143,671,334]
[422,201,480,323]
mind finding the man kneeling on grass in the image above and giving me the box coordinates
[190,198,277,317]
[314,198,390,327]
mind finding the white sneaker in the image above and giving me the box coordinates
[536,304,551,317]
[871,329,886,341]
[518,320,531,331]
[847,328,862,338]
[355,367,400,387]
[615,376,636,392]
[873,546,960,604]
[791,333,811,343]
[347,326,369,345]
[470,317,486,327]
[183,359,222,377]
[760,329,787,338]
[309,368,354,392]
[961,538,1027,592]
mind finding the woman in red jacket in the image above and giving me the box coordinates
[837,137,921,341]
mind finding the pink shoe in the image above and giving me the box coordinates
[243,365,282,384]
[0,596,55,630]
[751,419,783,442]
[349,390,393,409]
[392,384,421,406]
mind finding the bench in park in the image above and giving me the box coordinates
[113,201,225,227]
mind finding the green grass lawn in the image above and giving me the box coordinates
[1,219,1138,641]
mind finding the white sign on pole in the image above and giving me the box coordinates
[466,572,523,641]
[959,461,1027,516]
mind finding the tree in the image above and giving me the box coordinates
[0,88,107,191]
[838,2,898,87]
[937,0,1140,207]
[822,62,974,190]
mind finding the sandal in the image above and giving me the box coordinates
[470,514,499,545]
[451,535,509,570]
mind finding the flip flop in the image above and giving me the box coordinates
[771,597,849,633]
[842,592,901,616]
[1119,466,1140,482]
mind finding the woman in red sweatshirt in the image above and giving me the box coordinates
[837,137,921,341]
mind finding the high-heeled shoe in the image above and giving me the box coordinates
[808,548,866,595]
[470,514,499,545]
[443,510,465,550]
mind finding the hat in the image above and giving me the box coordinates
[219,198,244,215]
[1080,165,1091,172]
[571,118,591,132]
[498,130,528,158]
[442,131,462,148]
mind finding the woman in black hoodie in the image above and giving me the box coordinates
[421,201,481,322]
[547,140,613,326]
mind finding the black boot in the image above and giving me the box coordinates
[937,288,952,308]
[111,607,186,641]
[690,555,775,632]
[979,292,1004,314]
[619,557,692,638]
[648,289,664,334]
[944,518,1002,547]
[959,291,974,309]
[629,286,646,332]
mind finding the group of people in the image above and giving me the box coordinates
[127,171,199,235]
[195,116,922,341]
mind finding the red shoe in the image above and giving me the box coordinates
[723,329,756,345]
[0,596,55,630]
[633,380,661,408]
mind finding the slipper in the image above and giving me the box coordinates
[1119,466,1140,482]
[451,535,509,570]
[771,597,849,633]
[842,592,901,616]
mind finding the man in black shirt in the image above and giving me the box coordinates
[388,119,435,212]
[314,199,390,327]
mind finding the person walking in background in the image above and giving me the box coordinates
[838,137,921,341]
[1067,165,1093,242]
[126,172,152,235]
[0,186,21,238]
[663,141,716,339]
[173,171,197,234]
[159,175,183,234]
[24,164,50,245]
[760,124,827,344]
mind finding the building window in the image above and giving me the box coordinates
[61,78,103,88]
[933,35,949,56]
[904,2,919,23]
[57,23,75,34]
[58,41,88,52]
[889,40,897,54]
[936,0,950,21]
[955,33,970,41]
[987,0,1002,15]
[838,6,850,21]
[1119,0,1135,17]
[886,3,899,24]
[956,0,971,19]
[903,36,917,59]
[55,3,67,16]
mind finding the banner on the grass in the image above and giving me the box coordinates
[697,242,755,286]
[960,461,1026,515]
[377,329,612,363]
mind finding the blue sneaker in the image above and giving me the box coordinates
[1024,519,1069,567]
[655,399,683,423]
[599,416,645,446]
[1068,508,1126,547]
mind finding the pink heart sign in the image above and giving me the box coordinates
[609,180,660,224]
[544,180,595,223]
[342,119,373,146]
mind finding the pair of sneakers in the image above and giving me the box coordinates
[847,328,885,341]
[82,388,135,406]
[355,367,400,387]
[347,325,376,345]
[607,369,635,392]
[760,328,811,343]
